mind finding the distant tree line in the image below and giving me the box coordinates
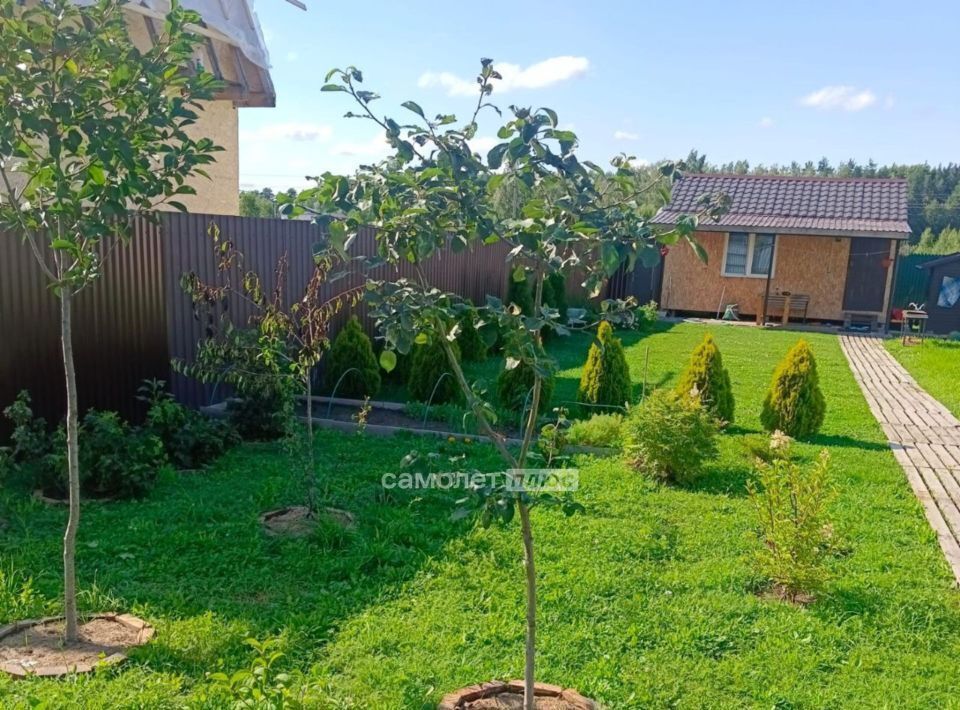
[685,150,960,254]
[239,187,297,218]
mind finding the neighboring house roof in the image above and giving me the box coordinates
[917,252,960,269]
[116,0,277,107]
[652,173,912,239]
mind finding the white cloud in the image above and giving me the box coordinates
[800,86,877,112]
[240,123,333,142]
[418,56,589,96]
[758,116,774,128]
[467,136,500,156]
[613,130,639,141]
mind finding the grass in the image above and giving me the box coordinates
[2,322,959,708]
[884,337,960,418]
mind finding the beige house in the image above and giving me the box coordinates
[651,174,911,329]
[122,0,277,215]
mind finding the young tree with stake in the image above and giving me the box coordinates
[0,0,221,642]
[287,60,727,708]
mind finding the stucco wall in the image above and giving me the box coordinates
[126,14,240,216]
[660,232,853,321]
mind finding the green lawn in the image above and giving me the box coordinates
[885,337,960,418]
[2,322,959,708]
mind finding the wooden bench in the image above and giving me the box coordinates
[764,293,810,323]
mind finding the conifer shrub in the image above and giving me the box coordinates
[623,389,719,484]
[497,357,556,412]
[506,270,534,316]
[408,337,461,404]
[760,340,826,438]
[577,321,632,410]
[456,306,489,362]
[566,412,624,449]
[542,272,568,324]
[747,432,833,603]
[325,316,381,398]
[674,333,735,423]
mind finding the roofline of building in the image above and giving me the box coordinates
[650,220,911,240]
[917,252,960,269]
[680,172,908,184]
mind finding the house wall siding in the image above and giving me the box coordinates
[660,231,852,321]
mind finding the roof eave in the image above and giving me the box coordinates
[650,219,911,240]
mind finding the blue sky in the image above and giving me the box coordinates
[240,0,960,191]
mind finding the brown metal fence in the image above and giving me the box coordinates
[2,213,536,430]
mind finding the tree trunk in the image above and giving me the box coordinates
[519,500,537,710]
[304,375,316,512]
[60,289,80,643]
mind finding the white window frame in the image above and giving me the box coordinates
[722,232,777,279]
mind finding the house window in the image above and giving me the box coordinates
[723,232,776,278]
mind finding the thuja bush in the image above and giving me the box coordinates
[506,269,534,316]
[541,272,568,324]
[456,306,489,362]
[325,316,381,398]
[747,432,833,602]
[674,333,735,423]
[497,357,556,413]
[623,389,720,484]
[760,339,826,438]
[408,337,461,404]
[577,321,632,410]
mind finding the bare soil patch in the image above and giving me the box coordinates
[439,681,596,710]
[0,614,153,678]
[260,505,356,537]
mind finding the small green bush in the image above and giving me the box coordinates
[674,333,735,423]
[577,321,632,410]
[77,410,166,499]
[760,340,826,438]
[5,397,167,500]
[497,357,556,412]
[408,337,461,404]
[635,300,659,330]
[623,389,719,484]
[139,380,238,469]
[227,386,292,441]
[506,270,534,316]
[748,433,833,602]
[566,412,624,448]
[324,316,381,398]
[455,307,489,362]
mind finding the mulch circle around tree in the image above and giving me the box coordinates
[438,681,597,709]
[0,613,154,679]
[259,505,356,537]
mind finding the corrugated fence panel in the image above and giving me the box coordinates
[0,222,168,434]
[4,212,606,425]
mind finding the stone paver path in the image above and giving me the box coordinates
[840,334,960,583]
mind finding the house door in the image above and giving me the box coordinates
[842,238,889,312]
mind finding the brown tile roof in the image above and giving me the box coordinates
[652,173,911,237]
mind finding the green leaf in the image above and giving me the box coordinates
[88,164,105,185]
[379,350,397,373]
[321,84,347,92]
[487,143,509,170]
[401,101,425,118]
[50,239,74,250]
[600,242,621,276]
